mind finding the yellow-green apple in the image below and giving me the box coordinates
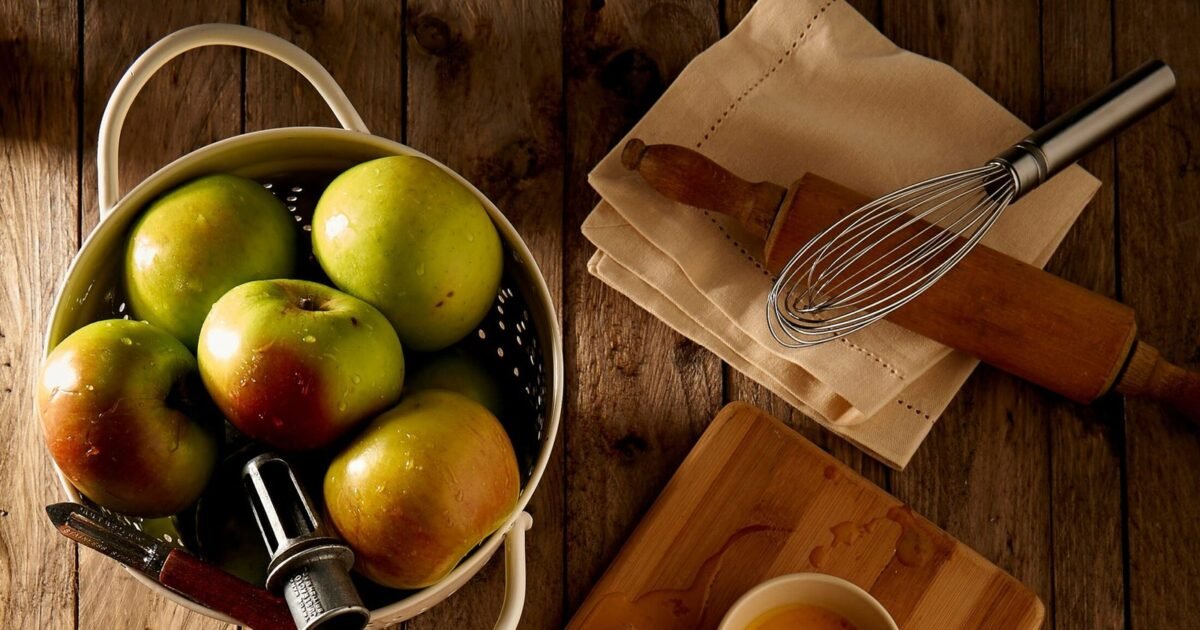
[125,174,296,347]
[197,279,404,451]
[406,349,503,416]
[323,390,519,588]
[312,156,502,352]
[38,319,218,517]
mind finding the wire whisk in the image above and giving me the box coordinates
[768,60,1175,347]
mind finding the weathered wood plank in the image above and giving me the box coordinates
[1115,0,1200,627]
[563,0,724,614]
[78,2,242,627]
[246,0,402,138]
[401,0,564,628]
[1041,2,1126,628]
[720,0,890,492]
[881,0,1055,616]
[81,1,243,233]
[0,0,81,627]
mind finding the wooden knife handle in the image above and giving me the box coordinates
[621,139,786,241]
[160,549,295,630]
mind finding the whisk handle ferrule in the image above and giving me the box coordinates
[995,59,1175,199]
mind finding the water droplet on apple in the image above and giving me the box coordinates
[302,335,316,343]
[416,264,425,276]
[119,337,132,346]
[351,375,361,384]
[338,402,347,412]
[85,384,94,391]
[467,233,475,242]
[86,446,100,457]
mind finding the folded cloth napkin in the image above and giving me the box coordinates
[583,0,1100,468]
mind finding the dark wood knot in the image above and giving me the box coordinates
[412,15,454,56]
[285,0,326,25]
[598,48,664,103]
[497,138,540,182]
[611,432,650,462]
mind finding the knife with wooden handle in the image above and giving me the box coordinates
[47,502,296,630]
[621,139,1200,420]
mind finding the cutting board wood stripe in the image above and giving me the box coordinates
[568,402,1043,629]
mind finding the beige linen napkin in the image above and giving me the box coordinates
[583,0,1100,468]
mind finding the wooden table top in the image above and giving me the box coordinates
[1,1,1197,629]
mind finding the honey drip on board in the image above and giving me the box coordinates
[576,524,792,629]
[808,505,931,569]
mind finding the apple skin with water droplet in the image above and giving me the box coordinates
[197,279,405,451]
[124,174,296,349]
[323,389,519,589]
[38,319,217,517]
[311,156,502,352]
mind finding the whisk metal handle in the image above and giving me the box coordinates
[995,60,1175,199]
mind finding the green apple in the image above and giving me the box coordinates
[125,174,296,347]
[312,156,502,352]
[38,319,217,517]
[324,390,519,588]
[197,279,404,451]
[406,348,503,416]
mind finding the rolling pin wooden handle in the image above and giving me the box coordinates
[1114,342,1200,423]
[621,139,786,241]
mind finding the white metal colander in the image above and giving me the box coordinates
[41,24,562,630]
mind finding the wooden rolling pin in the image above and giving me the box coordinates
[622,139,1200,420]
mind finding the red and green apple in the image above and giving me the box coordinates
[38,319,217,517]
[197,279,404,451]
[323,389,519,588]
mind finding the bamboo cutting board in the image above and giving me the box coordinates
[568,403,1044,629]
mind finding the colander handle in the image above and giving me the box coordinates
[97,23,370,215]
[493,511,534,630]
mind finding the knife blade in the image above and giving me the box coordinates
[48,502,296,630]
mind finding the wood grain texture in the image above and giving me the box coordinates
[246,0,402,138]
[0,1,80,627]
[81,0,242,232]
[881,0,1054,619]
[563,0,724,613]
[77,2,241,628]
[1115,0,1200,627]
[401,0,565,627]
[1040,1,1126,628]
[568,403,1044,630]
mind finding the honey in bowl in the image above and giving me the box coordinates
[746,603,859,630]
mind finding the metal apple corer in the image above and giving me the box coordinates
[768,60,1175,346]
[40,24,561,629]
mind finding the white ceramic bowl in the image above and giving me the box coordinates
[719,573,898,630]
[41,24,562,630]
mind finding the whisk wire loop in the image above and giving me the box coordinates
[768,162,1016,346]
